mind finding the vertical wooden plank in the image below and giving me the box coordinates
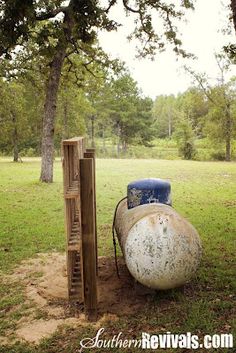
[69,145,73,185]
[63,145,70,191]
[62,137,98,310]
[67,251,73,298]
[77,139,84,159]
[82,138,86,156]
[75,139,83,299]
[74,143,79,180]
[80,158,97,321]
[68,147,74,297]
[84,149,98,274]
[62,144,72,298]
[72,145,76,180]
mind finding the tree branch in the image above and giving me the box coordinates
[184,66,217,106]
[122,0,140,13]
[82,62,102,78]
[35,6,68,21]
[64,56,83,88]
[104,0,117,13]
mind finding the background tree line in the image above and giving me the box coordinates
[1,52,236,162]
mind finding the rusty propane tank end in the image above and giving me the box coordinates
[115,200,202,290]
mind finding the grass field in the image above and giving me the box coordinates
[19,137,236,161]
[0,158,235,352]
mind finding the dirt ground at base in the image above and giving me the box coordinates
[1,253,155,344]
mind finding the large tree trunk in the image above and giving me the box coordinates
[231,0,236,33]
[12,114,19,162]
[40,45,66,182]
[63,99,69,139]
[40,6,73,182]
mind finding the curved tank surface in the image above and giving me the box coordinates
[115,199,202,290]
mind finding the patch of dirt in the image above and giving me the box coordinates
[16,319,65,343]
[223,200,236,207]
[2,253,155,344]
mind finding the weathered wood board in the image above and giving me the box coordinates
[62,137,97,320]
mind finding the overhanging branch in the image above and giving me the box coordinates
[122,0,140,13]
[35,6,68,21]
[105,0,117,13]
[184,66,217,106]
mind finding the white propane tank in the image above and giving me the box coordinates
[115,199,202,290]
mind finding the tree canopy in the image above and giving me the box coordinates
[1,0,236,169]
[0,0,197,182]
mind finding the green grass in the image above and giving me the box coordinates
[87,137,236,161]
[19,137,236,161]
[0,158,235,352]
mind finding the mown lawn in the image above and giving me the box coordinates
[0,158,235,352]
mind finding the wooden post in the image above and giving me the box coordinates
[62,137,98,319]
[62,140,82,300]
[84,149,98,274]
[80,158,97,321]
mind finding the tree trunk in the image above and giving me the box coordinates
[122,140,128,154]
[40,45,66,182]
[225,107,232,161]
[63,99,69,139]
[39,5,74,182]
[231,0,236,33]
[12,114,19,162]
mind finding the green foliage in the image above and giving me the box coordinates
[55,78,88,145]
[176,88,208,136]
[0,0,195,60]
[203,80,236,145]
[0,80,27,154]
[84,72,155,150]
[152,95,178,138]
[0,0,36,58]
[93,137,180,159]
[1,0,227,167]
[174,117,196,159]
[0,66,45,158]
[1,65,236,162]
[108,74,154,147]
[152,88,208,140]
[211,150,227,161]
[185,54,236,161]
[0,0,116,59]
[135,97,156,146]
[1,44,236,164]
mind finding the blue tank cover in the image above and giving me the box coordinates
[127,178,172,209]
